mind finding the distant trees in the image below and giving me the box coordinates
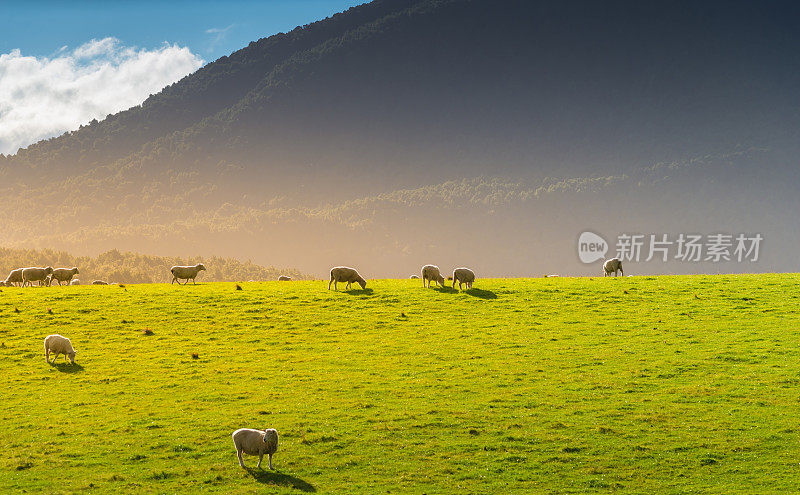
[0,247,308,284]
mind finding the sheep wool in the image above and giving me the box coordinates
[328,266,367,290]
[51,267,80,286]
[44,334,76,364]
[452,267,476,289]
[232,428,278,469]
[421,265,446,288]
[170,264,206,285]
[22,267,54,287]
[603,258,624,277]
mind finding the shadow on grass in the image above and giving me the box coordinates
[432,286,458,294]
[464,288,497,299]
[246,468,316,492]
[343,288,373,296]
[50,362,84,373]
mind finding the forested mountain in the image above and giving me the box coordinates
[2,0,798,277]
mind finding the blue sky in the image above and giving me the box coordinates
[1,0,366,62]
[0,0,366,154]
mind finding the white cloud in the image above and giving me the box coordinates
[0,37,204,155]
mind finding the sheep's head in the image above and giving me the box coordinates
[437,275,446,286]
[263,429,279,448]
[73,267,79,274]
[197,264,207,271]
[67,350,76,364]
[358,279,367,290]
[45,266,54,275]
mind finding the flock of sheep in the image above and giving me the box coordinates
[16,257,626,470]
[1,266,83,287]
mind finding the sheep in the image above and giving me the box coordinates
[409,275,419,279]
[92,280,109,285]
[4,268,23,287]
[328,266,366,290]
[170,264,206,285]
[278,275,292,281]
[452,267,476,289]
[232,428,278,469]
[603,258,624,277]
[22,267,53,287]
[44,334,76,364]
[70,279,81,286]
[421,265,446,288]
[50,267,79,286]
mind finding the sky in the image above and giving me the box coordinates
[0,0,365,154]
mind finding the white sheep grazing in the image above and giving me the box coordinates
[232,428,278,469]
[603,258,624,277]
[44,334,76,364]
[170,264,206,285]
[328,266,366,290]
[22,266,54,287]
[278,275,292,281]
[409,275,419,279]
[3,268,23,287]
[51,267,79,286]
[421,265,446,288]
[92,280,109,285]
[70,279,81,286]
[452,267,476,289]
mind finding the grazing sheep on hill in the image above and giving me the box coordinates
[421,265,446,288]
[452,267,476,289]
[92,280,109,285]
[22,267,53,287]
[170,264,206,285]
[4,268,23,287]
[278,275,292,281]
[44,334,76,364]
[232,428,278,469]
[50,267,79,286]
[409,275,419,279]
[328,266,366,290]
[70,279,81,286]
[603,258,624,277]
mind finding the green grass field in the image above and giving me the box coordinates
[1,275,798,493]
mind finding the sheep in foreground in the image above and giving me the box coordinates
[278,275,292,281]
[170,264,206,285]
[44,334,76,364]
[50,267,79,286]
[603,258,624,277]
[452,267,476,289]
[70,279,81,286]
[328,266,366,290]
[421,265,446,288]
[232,428,278,469]
[22,267,54,287]
[4,268,23,287]
[92,280,109,285]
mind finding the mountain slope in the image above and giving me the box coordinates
[2,0,799,276]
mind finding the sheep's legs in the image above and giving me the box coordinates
[257,453,263,469]
[268,453,273,469]
[45,350,50,363]
[237,449,245,468]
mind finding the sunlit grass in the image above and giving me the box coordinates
[0,275,798,493]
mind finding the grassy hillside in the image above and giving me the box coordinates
[0,275,798,493]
